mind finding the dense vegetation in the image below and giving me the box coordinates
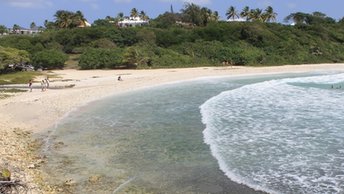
[1,4,344,71]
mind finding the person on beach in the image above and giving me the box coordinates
[45,77,49,89]
[28,79,33,92]
[117,75,123,81]
[41,80,46,91]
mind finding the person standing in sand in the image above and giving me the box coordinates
[41,80,46,91]
[45,77,50,89]
[28,79,33,92]
[117,75,123,81]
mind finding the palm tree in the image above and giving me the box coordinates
[240,6,250,21]
[249,8,263,22]
[54,10,74,28]
[30,22,36,29]
[139,11,149,20]
[44,19,54,29]
[181,3,202,26]
[200,7,209,26]
[73,10,87,27]
[130,8,138,17]
[211,11,220,22]
[117,12,124,20]
[263,6,277,22]
[226,6,239,21]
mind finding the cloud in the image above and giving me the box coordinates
[1,0,53,8]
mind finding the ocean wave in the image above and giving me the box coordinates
[200,73,344,193]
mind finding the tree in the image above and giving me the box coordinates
[152,12,182,28]
[93,19,113,27]
[139,11,149,20]
[211,11,220,22]
[249,8,263,22]
[130,8,138,17]
[12,24,20,33]
[200,7,211,26]
[74,10,87,27]
[0,25,8,34]
[240,6,250,21]
[89,38,117,49]
[30,22,36,29]
[0,46,30,70]
[262,6,277,22]
[181,3,202,26]
[32,49,67,69]
[44,20,55,29]
[226,6,239,21]
[284,12,308,25]
[54,10,74,28]
[79,48,123,69]
[54,10,87,29]
[117,12,124,20]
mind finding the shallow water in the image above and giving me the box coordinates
[40,72,343,193]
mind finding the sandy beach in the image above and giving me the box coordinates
[1,63,344,193]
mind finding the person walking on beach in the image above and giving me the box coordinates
[41,80,46,91]
[117,75,123,81]
[45,77,50,89]
[28,79,33,92]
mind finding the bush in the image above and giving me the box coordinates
[0,46,30,70]
[78,48,123,69]
[32,50,68,69]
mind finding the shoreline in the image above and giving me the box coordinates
[1,63,344,193]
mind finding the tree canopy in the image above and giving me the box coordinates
[1,5,344,71]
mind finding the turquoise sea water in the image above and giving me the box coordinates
[41,72,344,193]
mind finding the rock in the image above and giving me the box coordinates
[57,188,64,192]
[36,159,44,164]
[64,179,76,186]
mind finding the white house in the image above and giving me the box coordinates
[227,18,246,22]
[12,26,42,35]
[117,17,149,27]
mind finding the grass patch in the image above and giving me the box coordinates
[64,54,80,69]
[0,88,27,93]
[0,71,43,85]
[0,94,11,99]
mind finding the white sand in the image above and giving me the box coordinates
[0,64,344,193]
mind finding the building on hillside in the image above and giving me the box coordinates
[226,18,246,22]
[117,17,149,27]
[11,26,42,35]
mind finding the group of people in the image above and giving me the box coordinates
[28,77,49,92]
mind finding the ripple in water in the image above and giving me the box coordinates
[200,73,344,194]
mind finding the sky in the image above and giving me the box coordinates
[0,0,343,28]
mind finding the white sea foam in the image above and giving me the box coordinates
[200,73,344,193]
